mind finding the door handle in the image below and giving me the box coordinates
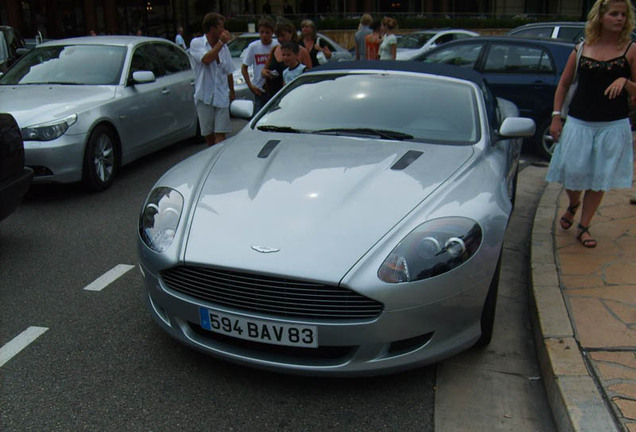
[162,88,171,95]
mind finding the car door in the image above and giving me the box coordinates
[477,42,559,121]
[152,41,196,139]
[117,43,170,157]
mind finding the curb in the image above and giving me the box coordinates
[530,182,620,432]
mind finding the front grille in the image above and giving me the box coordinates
[161,266,384,321]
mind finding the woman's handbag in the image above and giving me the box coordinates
[316,38,328,65]
[561,41,584,117]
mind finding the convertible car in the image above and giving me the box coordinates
[137,62,535,376]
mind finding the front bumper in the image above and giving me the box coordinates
[24,132,87,184]
[140,261,487,376]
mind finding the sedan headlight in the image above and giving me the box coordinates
[21,114,77,141]
[139,187,184,253]
[378,217,482,283]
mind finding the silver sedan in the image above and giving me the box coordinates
[0,36,198,191]
[138,62,535,376]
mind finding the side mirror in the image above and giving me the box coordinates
[16,48,29,56]
[230,99,254,119]
[132,70,156,84]
[497,117,535,139]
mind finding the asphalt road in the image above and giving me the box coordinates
[0,117,551,431]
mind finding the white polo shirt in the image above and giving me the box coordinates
[189,35,235,107]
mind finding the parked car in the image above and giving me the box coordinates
[0,113,33,222]
[0,26,27,73]
[0,36,198,191]
[396,29,479,60]
[414,36,573,160]
[137,61,535,376]
[507,21,636,43]
[228,32,353,101]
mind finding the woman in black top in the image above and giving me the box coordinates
[299,19,331,68]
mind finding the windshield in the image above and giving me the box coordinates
[396,33,435,49]
[0,44,127,85]
[255,72,480,144]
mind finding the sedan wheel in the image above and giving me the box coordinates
[83,125,118,191]
[535,119,556,161]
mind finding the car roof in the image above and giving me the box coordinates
[37,35,172,47]
[429,35,576,47]
[510,21,585,30]
[313,60,487,86]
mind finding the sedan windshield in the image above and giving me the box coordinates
[255,72,480,144]
[0,45,127,85]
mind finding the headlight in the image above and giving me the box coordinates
[234,74,246,86]
[378,217,482,283]
[21,114,77,141]
[139,187,184,253]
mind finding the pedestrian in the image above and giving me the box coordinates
[175,25,187,49]
[242,17,278,114]
[262,19,311,97]
[378,16,398,60]
[283,0,294,16]
[189,12,235,146]
[262,0,272,14]
[354,14,373,60]
[365,20,381,60]
[281,41,306,85]
[546,0,635,248]
[299,19,331,67]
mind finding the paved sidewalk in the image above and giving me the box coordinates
[531,159,636,431]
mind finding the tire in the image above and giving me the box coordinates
[534,118,557,161]
[82,125,118,191]
[475,251,502,347]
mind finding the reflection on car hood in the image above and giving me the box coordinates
[184,131,474,282]
[0,85,116,127]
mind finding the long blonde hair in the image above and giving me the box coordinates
[585,0,635,45]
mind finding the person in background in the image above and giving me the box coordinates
[378,16,398,60]
[175,26,186,49]
[354,14,373,60]
[283,0,294,16]
[262,20,311,98]
[299,19,331,67]
[189,12,235,145]
[546,0,635,248]
[365,20,381,60]
[281,41,306,85]
[262,0,272,14]
[242,17,278,114]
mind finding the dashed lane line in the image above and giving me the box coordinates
[0,326,49,368]
[83,264,136,292]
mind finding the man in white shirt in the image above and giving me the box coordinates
[241,17,277,115]
[189,13,235,145]
[175,26,186,49]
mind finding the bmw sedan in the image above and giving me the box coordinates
[137,62,535,376]
[395,29,479,60]
[414,36,573,160]
[0,36,198,191]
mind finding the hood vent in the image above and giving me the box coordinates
[257,140,281,158]
[391,150,423,171]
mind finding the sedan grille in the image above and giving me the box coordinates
[161,266,384,321]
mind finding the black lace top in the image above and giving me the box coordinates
[569,43,632,121]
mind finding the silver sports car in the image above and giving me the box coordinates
[138,62,535,376]
[0,36,198,191]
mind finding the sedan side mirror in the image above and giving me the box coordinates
[496,117,535,139]
[230,99,254,119]
[132,70,156,84]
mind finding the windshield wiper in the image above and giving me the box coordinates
[257,125,306,134]
[40,81,84,85]
[313,128,414,141]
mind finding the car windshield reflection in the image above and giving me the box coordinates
[255,73,480,144]
[0,45,127,86]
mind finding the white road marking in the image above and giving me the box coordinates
[83,264,136,292]
[0,326,49,367]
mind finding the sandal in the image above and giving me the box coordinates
[560,202,580,230]
[577,224,597,248]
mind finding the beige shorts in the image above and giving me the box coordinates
[195,100,231,136]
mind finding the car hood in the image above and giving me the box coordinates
[0,85,115,127]
[184,131,474,282]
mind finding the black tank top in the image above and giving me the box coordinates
[267,53,285,95]
[569,42,632,121]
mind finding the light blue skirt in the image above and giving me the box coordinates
[546,117,634,191]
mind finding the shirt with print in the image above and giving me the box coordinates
[242,39,279,91]
[189,35,235,107]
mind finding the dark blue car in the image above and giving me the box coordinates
[414,36,574,160]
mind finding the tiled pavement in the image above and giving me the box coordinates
[531,148,636,431]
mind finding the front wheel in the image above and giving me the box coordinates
[82,125,118,191]
[534,118,557,161]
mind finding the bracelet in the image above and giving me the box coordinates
[551,111,562,117]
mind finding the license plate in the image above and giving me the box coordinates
[199,307,318,348]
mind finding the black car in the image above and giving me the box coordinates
[414,36,574,160]
[0,113,33,222]
[507,21,636,43]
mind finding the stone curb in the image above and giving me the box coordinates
[530,182,620,432]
